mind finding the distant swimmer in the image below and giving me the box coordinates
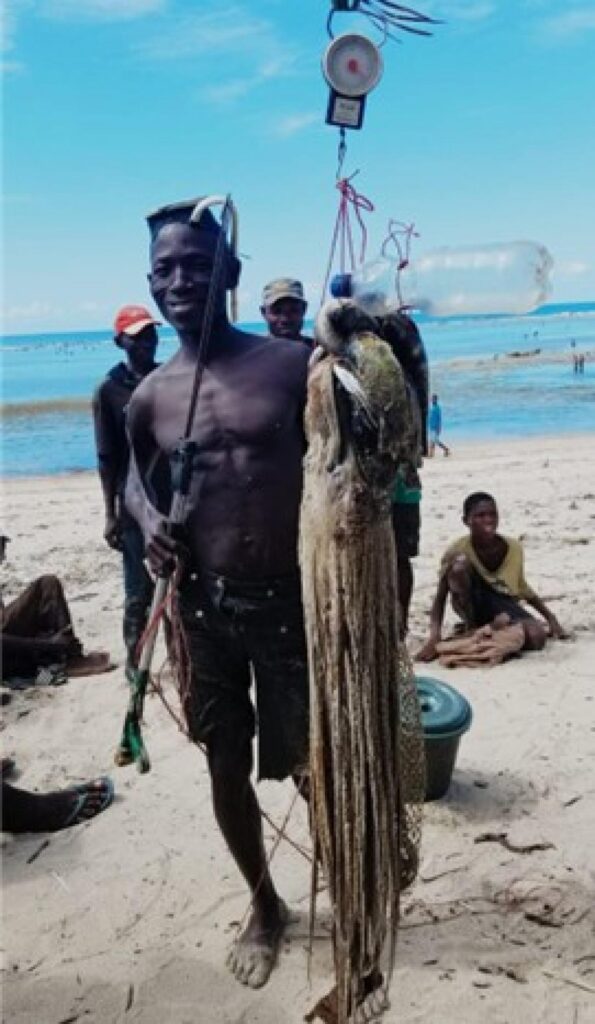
[428,393,450,457]
[416,491,568,663]
[92,306,161,678]
[260,277,313,347]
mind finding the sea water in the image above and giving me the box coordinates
[1,304,594,477]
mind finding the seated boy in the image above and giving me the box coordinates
[416,492,567,662]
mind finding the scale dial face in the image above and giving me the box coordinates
[322,32,383,98]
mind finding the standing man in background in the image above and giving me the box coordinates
[92,305,160,677]
[380,312,429,636]
[428,393,450,457]
[260,278,312,347]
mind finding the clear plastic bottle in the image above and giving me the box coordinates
[331,241,553,317]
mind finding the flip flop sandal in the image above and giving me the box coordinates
[35,664,68,687]
[62,776,114,829]
[67,652,113,678]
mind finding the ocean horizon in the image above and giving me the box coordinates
[2,301,594,477]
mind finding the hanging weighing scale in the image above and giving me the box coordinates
[323,32,383,130]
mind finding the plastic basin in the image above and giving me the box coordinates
[415,676,473,801]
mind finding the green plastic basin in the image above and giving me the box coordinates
[415,676,473,801]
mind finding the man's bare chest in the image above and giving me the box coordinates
[151,367,301,455]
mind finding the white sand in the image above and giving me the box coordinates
[2,435,595,1023]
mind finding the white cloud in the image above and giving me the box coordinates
[539,9,595,40]
[557,259,591,276]
[272,113,318,138]
[200,54,294,106]
[3,300,60,323]
[42,0,165,20]
[1,0,29,55]
[141,6,300,107]
[202,78,256,105]
[138,7,276,60]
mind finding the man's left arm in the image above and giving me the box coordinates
[524,594,569,639]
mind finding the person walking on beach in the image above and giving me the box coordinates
[428,393,450,457]
[92,306,161,677]
[416,491,567,663]
[124,198,311,992]
[260,277,312,347]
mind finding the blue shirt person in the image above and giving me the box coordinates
[428,394,450,457]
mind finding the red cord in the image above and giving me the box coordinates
[320,176,375,305]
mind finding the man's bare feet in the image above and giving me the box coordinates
[351,985,389,1023]
[226,897,289,989]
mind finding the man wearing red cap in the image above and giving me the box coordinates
[92,306,161,675]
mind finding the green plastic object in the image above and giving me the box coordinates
[115,667,151,774]
[415,676,472,801]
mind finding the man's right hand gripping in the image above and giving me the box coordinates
[145,519,188,578]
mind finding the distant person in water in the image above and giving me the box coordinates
[92,306,161,677]
[428,393,450,457]
[260,278,312,347]
[416,492,567,662]
[0,536,110,680]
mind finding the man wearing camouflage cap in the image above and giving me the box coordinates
[260,277,312,347]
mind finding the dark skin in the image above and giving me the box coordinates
[126,220,310,988]
[100,325,159,551]
[261,296,308,343]
[416,498,567,662]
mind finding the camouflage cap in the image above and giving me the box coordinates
[261,278,306,308]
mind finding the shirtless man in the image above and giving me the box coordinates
[125,199,311,990]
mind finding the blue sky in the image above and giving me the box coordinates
[2,0,595,333]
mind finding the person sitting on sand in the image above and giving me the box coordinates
[416,491,567,662]
[0,536,111,681]
[1,758,114,833]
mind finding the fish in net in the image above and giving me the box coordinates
[299,300,425,1023]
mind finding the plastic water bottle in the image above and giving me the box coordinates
[330,241,553,317]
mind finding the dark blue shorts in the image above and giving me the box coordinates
[469,569,535,627]
[177,570,309,781]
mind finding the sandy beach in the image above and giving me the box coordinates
[2,435,594,1024]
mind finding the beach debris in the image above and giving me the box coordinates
[474,831,555,855]
[542,971,595,995]
[477,963,527,984]
[26,838,50,864]
[524,910,563,928]
[51,870,71,893]
[124,983,135,1013]
[562,795,582,808]
[420,863,466,884]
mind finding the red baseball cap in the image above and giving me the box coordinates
[113,305,161,337]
